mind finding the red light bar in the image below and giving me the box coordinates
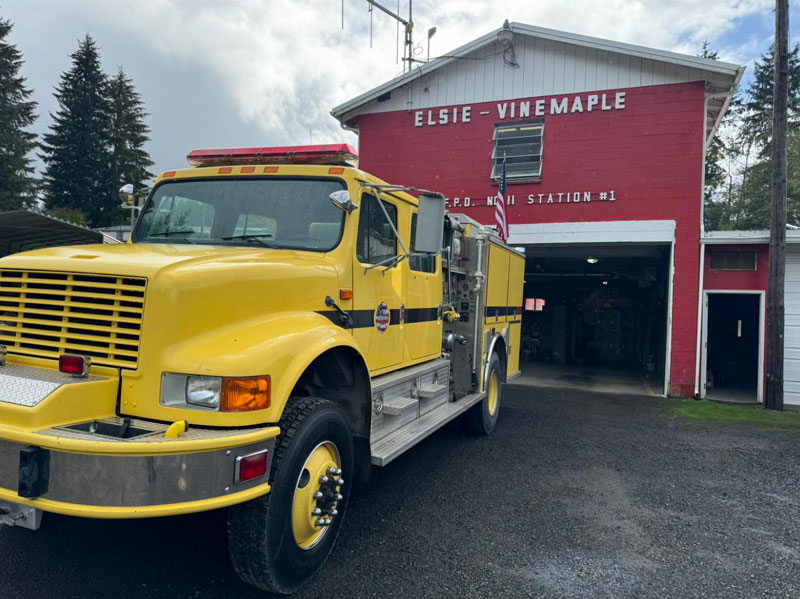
[186,144,358,168]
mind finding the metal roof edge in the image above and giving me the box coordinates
[510,22,742,76]
[701,230,800,244]
[331,21,743,121]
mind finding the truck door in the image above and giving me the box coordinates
[353,192,405,372]
[406,210,443,360]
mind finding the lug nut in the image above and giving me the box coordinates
[334,468,342,475]
[319,475,329,483]
[326,466,338,474]
[336,478,345,486]
[335,493,343,501]
[330,509,338,516]
[313,491,323,499]
[312,507,322,516]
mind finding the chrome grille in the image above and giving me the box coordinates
[0,269,146,368]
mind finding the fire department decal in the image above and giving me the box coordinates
[375,302,390,334]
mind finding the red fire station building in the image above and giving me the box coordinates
[332,22,800,404]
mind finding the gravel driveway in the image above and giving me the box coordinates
[2,387,798,598]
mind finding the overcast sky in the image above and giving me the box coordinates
[2,0,799,178]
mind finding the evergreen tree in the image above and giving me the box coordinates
[742,44,800,153]
[108,67,153,215]
[700,42,742,230]
[40,35,114,226]
[0,18,37,211]
[700,43,726,202]
[736,129,800,229]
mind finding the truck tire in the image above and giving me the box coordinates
[464,352,503,435]
[227,397,354,594]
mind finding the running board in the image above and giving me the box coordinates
[370,392,485,466]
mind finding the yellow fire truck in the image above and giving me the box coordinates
[0,144,523,594]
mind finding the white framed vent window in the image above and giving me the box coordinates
[709,250,757,271]
[492,120,544,182]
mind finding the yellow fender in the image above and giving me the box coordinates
[130,311,367,427]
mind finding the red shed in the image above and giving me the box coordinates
[333,22,750,400]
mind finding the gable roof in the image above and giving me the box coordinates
[331,21,744,143]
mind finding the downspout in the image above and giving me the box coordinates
[694,93,711,398]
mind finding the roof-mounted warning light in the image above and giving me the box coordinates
[186,144,358,168]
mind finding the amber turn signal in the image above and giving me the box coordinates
[221,376,270,412]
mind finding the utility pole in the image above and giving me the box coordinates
[766,0,788,410]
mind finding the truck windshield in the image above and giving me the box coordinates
[132,177,346,251]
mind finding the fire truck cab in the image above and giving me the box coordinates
[0,144,523,594]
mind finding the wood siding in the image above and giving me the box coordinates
[342,37,727,122]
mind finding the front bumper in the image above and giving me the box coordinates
[0,417,279,519]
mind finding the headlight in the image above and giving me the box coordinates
[186,376,221,408]
[160,373,270,412]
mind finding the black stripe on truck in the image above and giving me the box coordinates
[316,307,439,329]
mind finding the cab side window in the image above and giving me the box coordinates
[357,194,397,265]
[410,213,436,273]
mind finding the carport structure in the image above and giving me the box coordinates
[0,210,104,258]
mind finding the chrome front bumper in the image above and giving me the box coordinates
[0,417,279,518]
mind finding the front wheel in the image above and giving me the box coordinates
[228,397,353,594]
[464,352,503,435]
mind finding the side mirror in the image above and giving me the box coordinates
[119,184,135,206]
[415,193,446,254]
[329,190,357,214]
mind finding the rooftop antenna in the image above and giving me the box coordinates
[365,0,423,73]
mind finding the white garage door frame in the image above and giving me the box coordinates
[700,290,765,403]
[509,219,676,396]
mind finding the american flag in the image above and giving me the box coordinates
[495,159,509,242]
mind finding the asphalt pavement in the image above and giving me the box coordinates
[2,386,799,598]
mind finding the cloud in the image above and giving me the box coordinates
[69,0,770,140]
[5,0,783,174]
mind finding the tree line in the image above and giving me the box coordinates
[703,41,800,231]
[0,18,152,228]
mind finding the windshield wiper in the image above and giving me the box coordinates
[220,234,276,247]
[146,230,199,244]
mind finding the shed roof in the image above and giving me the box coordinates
[702,230,800,245]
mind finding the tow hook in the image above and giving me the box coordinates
[0,500,42,530]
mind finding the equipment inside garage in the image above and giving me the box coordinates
[520,245,670,389]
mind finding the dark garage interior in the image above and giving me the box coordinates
[518,245,670,395]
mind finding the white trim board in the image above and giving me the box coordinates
[700,290,765,403]
[508,220,676,246]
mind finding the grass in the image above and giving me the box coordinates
[673,399,800,432]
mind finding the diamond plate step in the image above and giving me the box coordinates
[418,383,447,399]
[381,395,418,416]
[371,391,485,466]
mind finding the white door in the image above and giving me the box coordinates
[786,247,800,405]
